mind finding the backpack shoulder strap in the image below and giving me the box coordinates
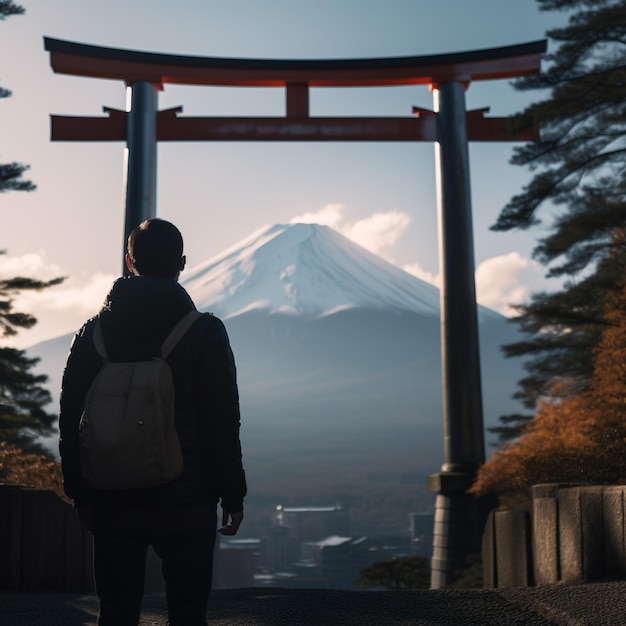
[92,319,109,361]
[161,310,204,359]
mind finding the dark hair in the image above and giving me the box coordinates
[127,219,184,278]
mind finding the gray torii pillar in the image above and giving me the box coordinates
[123,80,158,275]
[429,80,488,589]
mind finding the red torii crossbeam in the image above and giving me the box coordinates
[46,38,543,143]
[52,104,529,143]
[44,36,546,589]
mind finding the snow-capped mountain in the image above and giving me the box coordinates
[184,223,461,319]
[31,222,525,531]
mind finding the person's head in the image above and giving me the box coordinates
[126,219,186,279]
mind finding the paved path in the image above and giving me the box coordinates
[3,582,626,625]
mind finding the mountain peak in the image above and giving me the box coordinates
[182,222,442,318]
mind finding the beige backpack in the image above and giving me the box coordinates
[79,310,202,490]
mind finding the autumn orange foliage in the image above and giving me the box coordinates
[471,282,626,502]
[0,441,66,501]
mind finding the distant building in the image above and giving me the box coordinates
[213,538,258,589]
[319,536,354,589]
[261,524,298,573]
[317,535,382,590]
[275,504,350,542]
[253,504,401,589]
[290,559,322,588]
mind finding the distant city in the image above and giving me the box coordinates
[214,504,434,590]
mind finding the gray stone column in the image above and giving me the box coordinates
[429,80,487,589]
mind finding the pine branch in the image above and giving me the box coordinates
[0,163,35,193]
[0,1,24,19]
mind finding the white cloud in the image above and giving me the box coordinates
[343,210,411,259]
[290,203,412,261]
[0,250,63,281]
[402,262,440,287]
[475,252,540,316]
[0,252,116,348]
[14,272,114,314]
[404,252,553,317]
[289,203,344,228]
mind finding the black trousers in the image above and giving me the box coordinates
[92,503,217,626]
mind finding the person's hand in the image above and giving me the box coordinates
[218,508,243,536]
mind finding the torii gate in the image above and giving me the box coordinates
[44,36,546,588]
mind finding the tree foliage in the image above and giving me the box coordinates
[490,0,626,441]
[0,1,24,20]
[0,1,34,192]
[0,163,35,193]
[0,5,63,451]
[0,1,22,98]
[472,279,626,501]
[0,255,64,449]
[0,441,65,499]
[0,265,63,337]
[357,556,430,590]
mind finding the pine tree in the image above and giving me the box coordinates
[471,279,626,500]
[489,0,626,441]
[0,0,24,20]
[0,2,64,452]
[0,1,33,192]
[0,263,64,450]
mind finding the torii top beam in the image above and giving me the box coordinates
[44,38,547,143]
[44,37,546,87]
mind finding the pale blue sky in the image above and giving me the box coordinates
[1,0,565,347]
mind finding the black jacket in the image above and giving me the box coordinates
[59,276,247,512]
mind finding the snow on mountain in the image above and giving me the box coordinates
[182,223,445,319]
